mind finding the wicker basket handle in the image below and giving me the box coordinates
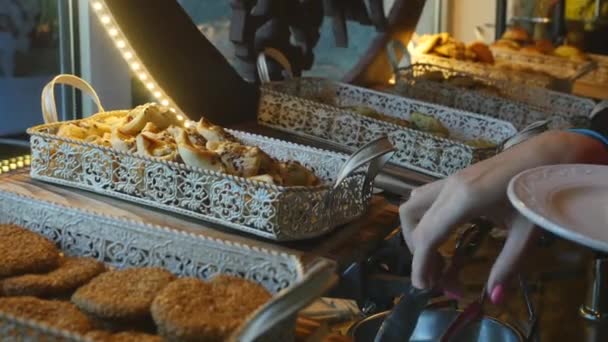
[386,39,411,74]
[334,136,395,190]
[256,48,294,83]
[41,74,105,124]
[233,258,338,342]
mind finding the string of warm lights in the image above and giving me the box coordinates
[90,1,186,121]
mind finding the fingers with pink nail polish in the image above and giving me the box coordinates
[490,284,505,304]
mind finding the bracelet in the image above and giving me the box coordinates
[568,128,608,149]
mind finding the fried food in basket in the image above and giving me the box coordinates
[85,330,163,342]
[501,26,530,43]
[119,103,181,135]
[1,257,106,297]
[553,44,589,62]
[0,296,95,334]
[0,224,61,278]
[415,33,494,64]
[151,275,272,342]
[410,112,449,138]
[343,105,411,128]
[72,267,175,322]
[467,41,495,64]
[53,103,320,187]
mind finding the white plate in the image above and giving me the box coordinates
[508,164,608,253]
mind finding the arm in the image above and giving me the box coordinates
[399,130,608,301]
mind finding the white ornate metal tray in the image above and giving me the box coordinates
[491,47,608,86]
[0,169,337,341]
[258,77,517,178]
[393,63,596,130]
[28,75,394,242]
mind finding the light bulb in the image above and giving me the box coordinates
[170,108,176,113]
[138,73,148,81]
[153,91,161,98]
[161,100,169,106]
[108,28,118,37]
[93,2,103,11]
[123,52,133,60]
[116,40,126,49]
[131,62,140,71]
[177,115,184,121]
[101,16,111,24]
[146,82,155,90]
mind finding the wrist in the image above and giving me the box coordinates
[536,130,608,165]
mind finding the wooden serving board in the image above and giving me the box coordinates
[0,169,399,271]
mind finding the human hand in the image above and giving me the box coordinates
[399,130,608,303]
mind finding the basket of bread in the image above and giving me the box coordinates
[403,32,590,92]
[256,50,518,179]
[28,75,394,241]
[0,185,338,341]
[489,26,602,84]
[392,63,595,130]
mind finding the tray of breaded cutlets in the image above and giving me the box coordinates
[0,191,335,342]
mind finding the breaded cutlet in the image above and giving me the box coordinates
[0,296,95,334]
[0,224,61,278]
[151,276,271,342]
[72,267,175,321]
[1,256,106,297]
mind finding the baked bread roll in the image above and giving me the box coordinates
[467,41,494,63]
[501,26,529,43]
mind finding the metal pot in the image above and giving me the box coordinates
[349,309,523,342]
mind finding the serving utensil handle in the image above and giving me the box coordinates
[333,136,395,190]
[233,258,338,342]
[41,74,105,124]
[256,48,294,83]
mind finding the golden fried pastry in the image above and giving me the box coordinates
[168,126,225,172]
[467,41,494,64]
[277,161,320,187]
[72,267,175,322]
[0,296,95,334]
[534,39,555,54]
[416,34,442,54]
[85,330,163,342]
[0,224,61,278]
[466,139,496,148]
[135,131,178,161]
[410,112,449,138]
[151,276,271,342]
[57,123,89,140]
[344,106,410,128]
[501,26,530,43]
[553,44,583,58]
[196,118,236,143]
[519,45,544,55]
[206,141,274,178]
[119,103,181,135]
[110,127,136,153]
[433,41,466,60]
[491,39,521,50]
[1,257,106,297]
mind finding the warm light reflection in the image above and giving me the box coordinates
[90,1,185,118]
[388,75,396,85]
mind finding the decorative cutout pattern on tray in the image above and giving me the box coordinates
[28,114,373,241]
[259,78,516,178]
[0,188,303,341]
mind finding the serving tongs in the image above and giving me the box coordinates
[233,259,338,342]
[373,219,492,342]
[439,274,538,342]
